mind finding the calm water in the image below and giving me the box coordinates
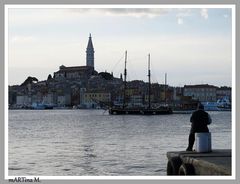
[8,110,231,176]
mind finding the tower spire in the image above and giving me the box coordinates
[86,34,94,68]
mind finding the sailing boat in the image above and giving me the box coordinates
[109,52,172,115]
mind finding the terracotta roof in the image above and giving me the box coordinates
[184,84,218,88]
[218,86,231,90]
[56,65,93,72]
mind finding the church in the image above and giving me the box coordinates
[53,34,97,79]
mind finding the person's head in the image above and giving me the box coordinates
[197,103,204,110]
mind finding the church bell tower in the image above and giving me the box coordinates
[86,33,94,68]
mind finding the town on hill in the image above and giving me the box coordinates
[8,34,231,110]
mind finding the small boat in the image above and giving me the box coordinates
[202,97,231,111]
[172,110,195,114]
[202,102,220,111]
[217,97,231,111]
[172,100,199,114]
[32,103,54,110]
[109,51,172,115]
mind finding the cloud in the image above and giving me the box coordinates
[8,9,72,26]
[8,8,171,29]
[69,8,170,18]
[223,14,229,18]
[10,36,37,43]
[177,18,183,25]
[200,8,208,19]
[175,9,191,25]
[176,9,191,17]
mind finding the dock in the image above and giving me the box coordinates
[166,149,231,175]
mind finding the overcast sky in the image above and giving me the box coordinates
[7,6,233,87]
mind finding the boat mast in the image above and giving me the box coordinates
[123,50,127,108]
[148,54,151,109]
[165,73,167,105]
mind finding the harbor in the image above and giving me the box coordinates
[7,6,233,178]
[167,149,231,175]
[108,51,173,115]
[8,35,232,114]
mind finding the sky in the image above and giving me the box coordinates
[7,6,233,87]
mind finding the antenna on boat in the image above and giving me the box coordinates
[123,50,127,108]
[148,54,151,109]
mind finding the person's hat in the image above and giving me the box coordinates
[198,103,204,110]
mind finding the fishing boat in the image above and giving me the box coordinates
[109,51,172,115]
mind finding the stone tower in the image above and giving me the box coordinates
[86,33,94,68]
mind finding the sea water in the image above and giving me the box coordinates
[8,110,231,176]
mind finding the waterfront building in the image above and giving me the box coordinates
[126,80,146,96]
[88,72,122,90]
[83,91,111,108]
[42,93,57,105]
[144,95,154,105]
[31,94,44,104]
[151,83,162,103]
[79,88,87,107]
[173,87,184,101]
[129,95,144,107]
[57,94,71,107]
[16,95,31,105]
[113,96,123,106]
[183,84,218,102]
[9,85,19,105]
[87,72,123,105]
[158,84,173,103]
[216,86,231,101]
[70,85,80,106]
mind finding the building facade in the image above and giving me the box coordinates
[54,65,94,80]
[216,86,231,101]
[183,84,218,102]
[83,92,111,108]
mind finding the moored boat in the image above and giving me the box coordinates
[109,51,172,115]
[171,99,199,114]
[32,103,54,110]
[109,106,172,115]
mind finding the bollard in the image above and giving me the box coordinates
[195,132,212,153]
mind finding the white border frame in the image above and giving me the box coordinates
[4,4,236,180]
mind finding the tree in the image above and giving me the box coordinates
[20,76,38,86]
[47,74,52,81]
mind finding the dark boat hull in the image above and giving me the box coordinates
[109,107,173,115]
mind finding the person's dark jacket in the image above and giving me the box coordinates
[190,109,211,133]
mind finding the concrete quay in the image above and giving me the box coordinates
[166,149,231,175]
